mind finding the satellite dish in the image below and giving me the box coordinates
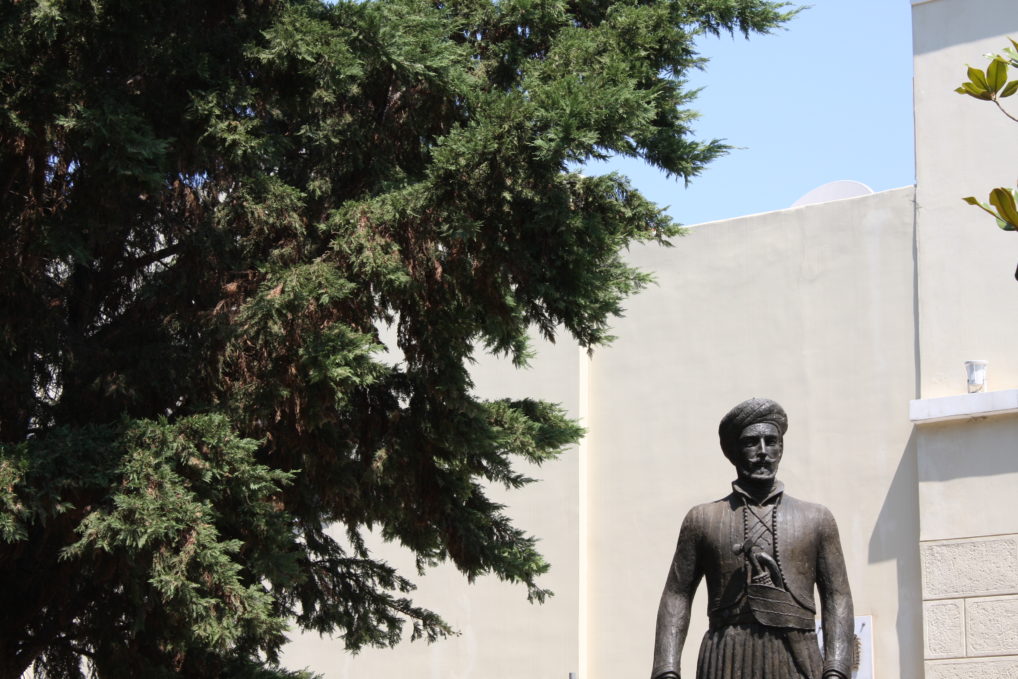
[790,180,874,208]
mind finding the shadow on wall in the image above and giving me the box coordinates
[867,430,922,679]
[912,0,1018,54]
[916,417,1018,482]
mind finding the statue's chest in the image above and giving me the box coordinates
[700,502,809,575]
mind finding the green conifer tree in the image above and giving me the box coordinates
[0,0,794,676]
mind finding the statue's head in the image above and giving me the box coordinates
[718,398,787,485]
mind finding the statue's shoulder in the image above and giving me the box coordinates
[683,494,738,524]
[781,493,838,526]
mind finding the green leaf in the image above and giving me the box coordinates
[1001,80,1018,98]
[963,196,1006,226]
[969,65,990,90]
[988,59,1008,92]
[961,81,993,100]
[989,187,1018,230]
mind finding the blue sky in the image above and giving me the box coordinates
[587,0,917,227]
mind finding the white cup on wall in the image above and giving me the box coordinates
[965,360,988,393]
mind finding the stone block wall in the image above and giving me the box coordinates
[922,535,1018,677]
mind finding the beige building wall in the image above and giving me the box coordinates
[913,0,1018,398]
[911,1,1018,677]
[587,187,921,679]
[914,408,1018,677]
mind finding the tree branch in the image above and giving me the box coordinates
[994,98,1018,123]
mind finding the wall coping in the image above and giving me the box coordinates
[910,389,1018,424]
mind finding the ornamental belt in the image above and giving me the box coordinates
[709,585,815,631]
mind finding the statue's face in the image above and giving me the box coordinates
[733,422,783,484]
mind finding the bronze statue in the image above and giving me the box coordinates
[651,398,853,679]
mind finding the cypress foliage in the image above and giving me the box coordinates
[0,0,794,676]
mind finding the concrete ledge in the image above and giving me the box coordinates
[910,389,1018,424]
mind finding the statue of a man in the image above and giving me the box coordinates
[651,398,853,679]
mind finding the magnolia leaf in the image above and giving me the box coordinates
[989,187,1018,230]
[987,58,1008,92]
[969,65,990,90]
[963,195,1008,225]
[1001,80,1018,98]
[961,81,993,100]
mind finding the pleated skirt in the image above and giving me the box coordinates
[695,624,823,679]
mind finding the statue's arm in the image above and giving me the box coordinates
[651,510,703,679]
[816,507,854,679]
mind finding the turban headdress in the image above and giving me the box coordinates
[718,398,788,457]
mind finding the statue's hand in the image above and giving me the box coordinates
[821,671,847,679]
[652,672,680,679]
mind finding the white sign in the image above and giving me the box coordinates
[815,615,874,679]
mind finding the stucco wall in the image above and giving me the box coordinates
[913,0,1018,398]
[917,415,1018,542]
[912,2,1018,675]
[586,187,920,679]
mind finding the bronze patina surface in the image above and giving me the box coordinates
[651,398,853,679]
